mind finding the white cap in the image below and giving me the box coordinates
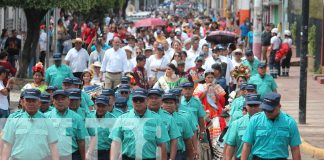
[271,28,278,34]
[284,30,291,36]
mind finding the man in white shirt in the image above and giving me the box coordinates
[123,35,136,58]
[163,40,175,60]
[186,36,201,70]
[65,38,89,78]
[89,40,105,68]
[100,37,128,89]
[269,28,281,78]
[39,26,47,65]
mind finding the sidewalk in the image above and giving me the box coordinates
[276,66,324,159]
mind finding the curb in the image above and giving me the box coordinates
[301,137,324,159]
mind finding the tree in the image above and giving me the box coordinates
[0,0,118,78]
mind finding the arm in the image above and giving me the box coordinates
[240,143,251,160]
[1,142,12,160]
[272,88,277,93]
[110,140,121,160]
[158,143,167,160]
[291,146,301,160]
[198,117,206,134]
[65,60,70,66]
[86,136,97,159]
[0,88,9,96]
[184,138,194,160]
[169,139,177,160]
[225,145,235,160]
[50,143,59,160]
[77,140,86,160]
[191,131,198,158]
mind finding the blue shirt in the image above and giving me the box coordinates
[240,24,249,37]
[248,74,278,98]
[242,111,301,159]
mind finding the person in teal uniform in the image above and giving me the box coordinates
[117,84,134,110]
[147,88,181,159]
[45,85,58,106]
[45,89,87,160]
[110,88,169,160]
[72,77,95,110]
[87,95,116,160]
[248,63,278,98]
[62,77,93,112]
[179,82,206,156]
[161,92,195,160]
[225,93,262,160]
[229,84,257,125]
[241,92,302,160]
[39,92,54,113]
[113,96,128,117]
[101,89,116,109]
[242,50,260,77]
[45,53,73,89]
[2,89,59,160]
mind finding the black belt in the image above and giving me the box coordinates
[122,155,155,160]
[107,72,122,74]
[253,155,287,160]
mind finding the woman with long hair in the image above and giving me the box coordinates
[153,63,188,92]
[21,62,47,92]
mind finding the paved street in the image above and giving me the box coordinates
[276,66,324,160]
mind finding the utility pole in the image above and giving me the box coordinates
[252,0,262,59]
[299,0,309,124]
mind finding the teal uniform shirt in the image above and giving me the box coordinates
[156,108,181,153]
[109,108,170,159]
[45,64,73,89]
[179,96,206,126]
[127,94,134,110]
[111,107,127,117]
[39,106,54,114]
[248,74,278,99]
[88,111,117,150]
[81,91,94,112]
[242,111,301,159]
[45,108,87,156]
[226,114,253,159]
[8,109,24,118]
[2,111,58,160]
[173,111,195,152]
[229,96,245,125]
[242,58,260,77]
[178,109,198,132]
[71,106,96,137]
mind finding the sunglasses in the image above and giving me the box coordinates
[132,97,145,103]
[263,109,274,113]
[120,91,129,95]
[136,52,142,54]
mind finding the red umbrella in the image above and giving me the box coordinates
[134,18,165,28]
[206,30,238,44]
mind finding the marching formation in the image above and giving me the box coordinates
[0,10,301,160]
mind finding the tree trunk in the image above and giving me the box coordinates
[17,9,47,78]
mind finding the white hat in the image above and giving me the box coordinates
[93,61,101,68]
[284,30,291,36]
[184,39,191,45]
[123,46,133,52]
[271,28,278,34]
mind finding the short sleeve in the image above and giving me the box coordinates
[156,119,170,144]
[109,117,123,142]
[289,119,302,147]
[45,119,58,144]
[242,117,256,145]
[196,100,206,118]
[225,121,238,146]
[65,51,71,61]
[182,118,194,139]
[169,117,181,139]
[76,118,87,140]
[2,118,15,144]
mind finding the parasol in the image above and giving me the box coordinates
[206,30,238,44]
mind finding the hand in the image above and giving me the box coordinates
[7,77,15,88]
[86,151,93,160]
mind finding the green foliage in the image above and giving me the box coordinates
[290,21,297,45]
[308,25,316,56]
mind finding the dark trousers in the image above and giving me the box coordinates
[269,50,280,78]
[97,150,110,160]
[175,150,186,160]
[60,150,81,160]
[281,50,292,68]
[252,155,287,160]
[122,155,155,160]
[73,72,83,79]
